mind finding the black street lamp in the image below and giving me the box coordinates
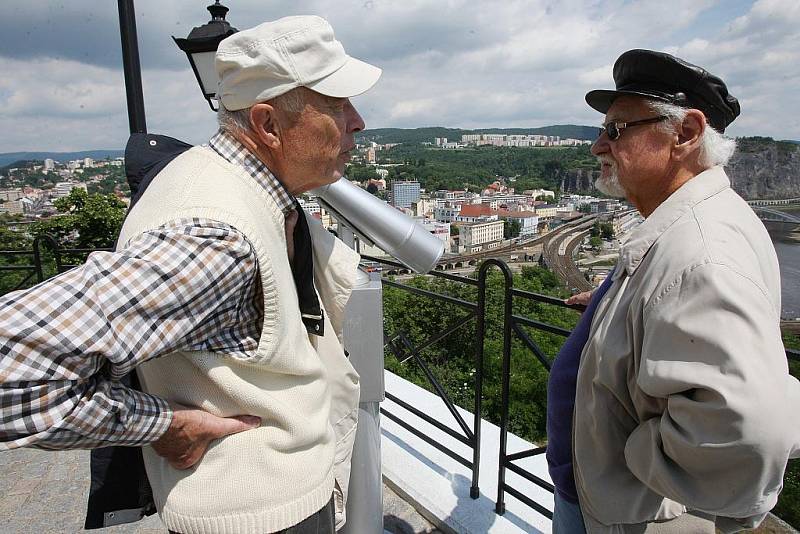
[173,1,238,111]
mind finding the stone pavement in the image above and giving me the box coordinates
[0,448,441,534]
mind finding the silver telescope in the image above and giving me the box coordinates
[311,178,444,274]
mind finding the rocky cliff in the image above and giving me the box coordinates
[724,138,800,200]
[562,137,800,200]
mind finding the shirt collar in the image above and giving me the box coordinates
[615,166,731,280]
[207,130,295,214]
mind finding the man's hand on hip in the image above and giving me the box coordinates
[152,405,261,470]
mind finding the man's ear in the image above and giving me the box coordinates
[673,109,705,161]
[249,103,281,149]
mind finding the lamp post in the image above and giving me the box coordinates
[117,0,147,133]
[173,1,238,111]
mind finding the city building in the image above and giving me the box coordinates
[53,181,88,199]
[434,206,462,223]
[497,210,539,238]
[0,189,23,202]
[390,180,421,209]
[460,133,592,148]
[456,204,497,223]
[417,218,450,244]
[413,198,436,218]
[534,204,558,219]
[460,220,505,253]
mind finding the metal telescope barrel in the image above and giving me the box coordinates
[312,178,445,274]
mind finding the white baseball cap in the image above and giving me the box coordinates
[215,15,382,111]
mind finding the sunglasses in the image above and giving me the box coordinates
[598,115,667,140]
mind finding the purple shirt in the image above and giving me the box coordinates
[546,270,615,503]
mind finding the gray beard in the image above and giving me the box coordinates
[595,171,627,198]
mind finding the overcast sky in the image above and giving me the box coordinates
[0,0,798,152]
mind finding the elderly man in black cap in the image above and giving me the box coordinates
[545,49,800,533]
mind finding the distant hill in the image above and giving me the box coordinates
[356,125,599,144]
[0,150,124,170]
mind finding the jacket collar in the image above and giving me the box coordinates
[615,166,730,280]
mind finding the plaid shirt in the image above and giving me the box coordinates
[0,131,295,450]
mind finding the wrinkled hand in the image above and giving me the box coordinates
[565,290,593,308]
[152,405,261,470]
[285,209,299,264]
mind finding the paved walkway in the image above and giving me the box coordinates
[0,448,440,534]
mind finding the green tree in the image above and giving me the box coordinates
[382,266,578,442]
[578,203,591,214]
[504,219,522,239]
[346,162,380,182]
[589,236,603,250]
[31,188,126,249]
[0,215,35,295]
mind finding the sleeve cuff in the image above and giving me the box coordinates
[112,387,173,446]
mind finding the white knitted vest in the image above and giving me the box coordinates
[118,146,361,533]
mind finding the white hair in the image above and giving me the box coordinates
[217,88,309,135]
[646,100,737,168]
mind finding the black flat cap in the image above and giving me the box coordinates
[585,49,740,132]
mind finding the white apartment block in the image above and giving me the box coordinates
[0,189,23,202]
[44,159,55,171]
[535,205,558,219]
[460,133,591,148]
[460,220,504,253]
[0,199,24,215]
[418,218,450,243]
[434,206,462,223]
[524,189,555,200]
[53,181,88,198]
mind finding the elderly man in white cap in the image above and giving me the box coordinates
[0,15,380,534]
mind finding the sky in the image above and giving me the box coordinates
[0,0,798,152]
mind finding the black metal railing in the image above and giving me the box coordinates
[366,253,800,522]
[367,253,584,519]
[0,235,113,293]
[370,254,486,499]
[1,242,799,523]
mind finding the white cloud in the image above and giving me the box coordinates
[0,0,798,151]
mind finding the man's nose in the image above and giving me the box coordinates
[591,133,608,156]
[345,100,366,133]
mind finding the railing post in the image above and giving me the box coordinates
[32,236,45,284]
[477,259,514,515]
[471,264,489,499]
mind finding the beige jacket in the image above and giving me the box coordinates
[573,167,800,533]
[118,146,361,533]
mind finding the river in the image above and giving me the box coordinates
[771,209,800,321]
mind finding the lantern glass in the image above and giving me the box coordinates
[191,51,219,97]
